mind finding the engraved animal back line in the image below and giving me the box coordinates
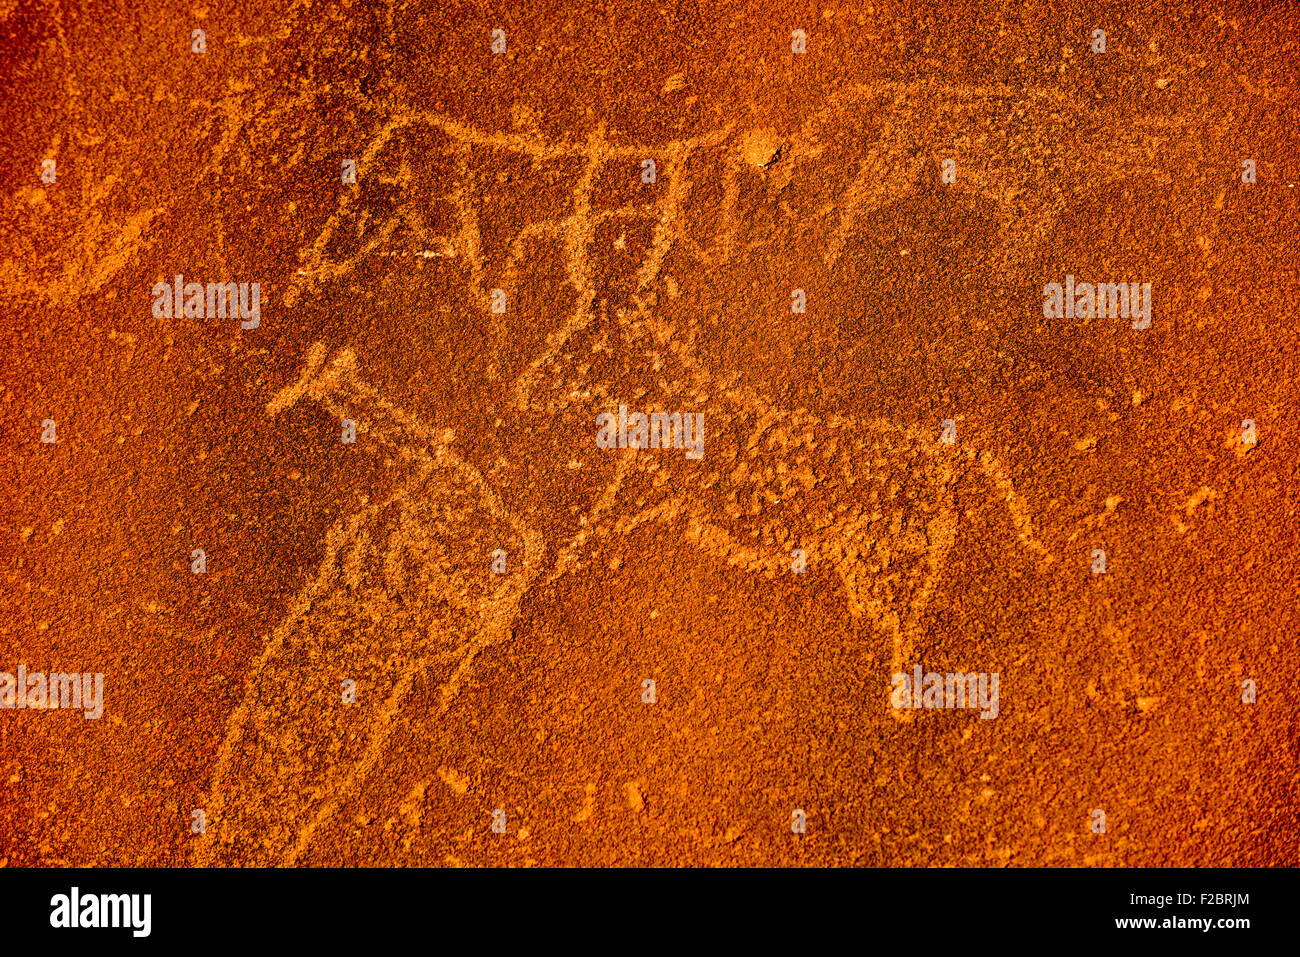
[282,112,734,304]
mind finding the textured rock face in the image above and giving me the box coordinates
[1,1,1295,872]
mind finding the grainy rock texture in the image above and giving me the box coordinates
[0,0,1296,867]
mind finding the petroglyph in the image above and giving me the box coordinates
[0,74,301,307]
[197,347,543,866]
[192,78,1211,861]
[600,296,1053,684]
[198,316,1052,864]
[282,77,1200,348]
